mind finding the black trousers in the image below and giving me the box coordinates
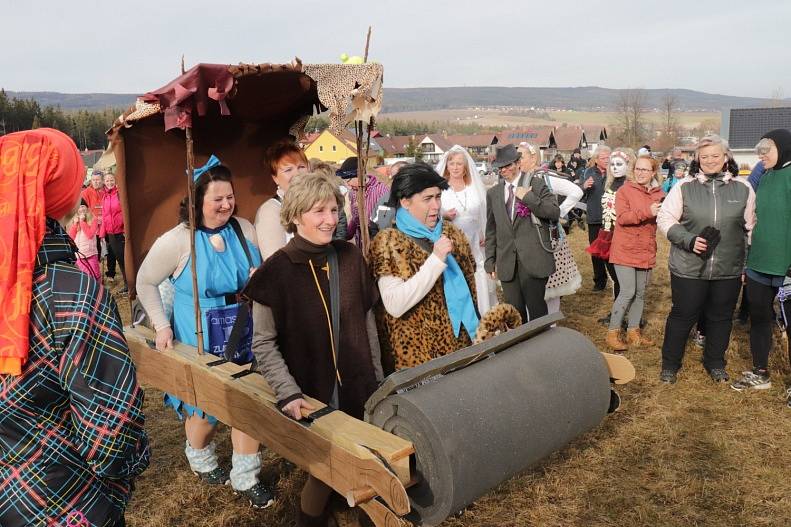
[106,233,126,283]
[661,275,741,372]
[746,276,779,371]
[501,262,549,324]
[104,234,117,278]
[588,224,619,297]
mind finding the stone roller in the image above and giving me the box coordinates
[365,314,613,526]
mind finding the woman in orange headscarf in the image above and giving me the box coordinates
[0,129,149,527]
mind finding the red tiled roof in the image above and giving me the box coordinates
[553,127,585,151]
[377,135,413,156]
[425,134,454,152]
[495,126,555,148]
[581,125,607,141]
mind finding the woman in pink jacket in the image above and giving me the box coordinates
[99,173,127,292]
[68,201,100,279]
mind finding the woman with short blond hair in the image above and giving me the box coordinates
[657,135,755,383]
[246,172,383,525]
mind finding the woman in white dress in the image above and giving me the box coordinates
[517,143,583,315]
[437,145,498,314]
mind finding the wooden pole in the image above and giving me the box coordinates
[356,25,373,255]
[363,26,372,62]
[185,127,204,355]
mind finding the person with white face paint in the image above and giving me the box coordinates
[587,149,634,309]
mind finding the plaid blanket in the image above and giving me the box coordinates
[0,219,149,527]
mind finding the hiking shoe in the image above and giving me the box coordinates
[708,368,730,383]
[730,370,771,391]
[193,466,229,486]
[235,482,275,509]
[659,369,678,384]
[693,331,706,349]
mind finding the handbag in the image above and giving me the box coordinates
[586,229,613,260]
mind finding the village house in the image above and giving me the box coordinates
[552,126,588,159]
[303,128,383,166]
[494,127,556,162]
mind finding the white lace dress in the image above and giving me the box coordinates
[441,186,497,314]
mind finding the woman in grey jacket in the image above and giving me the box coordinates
[656,135,756,384]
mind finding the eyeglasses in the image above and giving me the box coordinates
[634,168,654,173]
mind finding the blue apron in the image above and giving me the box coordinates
[164,223,262,423]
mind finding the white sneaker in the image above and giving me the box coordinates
[730,370,771,391]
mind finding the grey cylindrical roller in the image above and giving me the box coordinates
[368,327,610,526]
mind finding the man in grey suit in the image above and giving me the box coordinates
[485,144,560,323]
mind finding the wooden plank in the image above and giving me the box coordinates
[600,352,636,385]
[125,325,413,516]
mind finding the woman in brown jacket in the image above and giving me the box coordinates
[606,154,665,350]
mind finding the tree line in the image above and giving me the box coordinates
[0,89,119,150]
[306,114,504,137]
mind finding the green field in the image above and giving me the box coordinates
[380,108,721,130]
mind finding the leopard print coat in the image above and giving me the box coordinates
[370,223,478,371]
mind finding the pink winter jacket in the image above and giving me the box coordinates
[68,218,99,257]
[99,187,124,236]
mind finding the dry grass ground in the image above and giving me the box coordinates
[120,230,791,527]
[379,109,720,130]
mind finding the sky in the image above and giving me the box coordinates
[1,0,788,99]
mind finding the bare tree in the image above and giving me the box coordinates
[614,88,648,148]
[661,93,679,137]
[770,86,785,108]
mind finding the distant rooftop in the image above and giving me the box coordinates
[728,107,791,149]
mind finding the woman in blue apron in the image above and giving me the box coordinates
[136,158,273,508]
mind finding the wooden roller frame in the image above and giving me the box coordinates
[124,326,414,526]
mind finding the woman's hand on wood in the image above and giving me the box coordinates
[282,398,315,420]
[155,327,174,351]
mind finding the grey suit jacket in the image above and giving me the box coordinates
[484,172,560,282]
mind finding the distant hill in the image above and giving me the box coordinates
[5,87,788,113]
[381,87,789,113]
[4,91,137,110]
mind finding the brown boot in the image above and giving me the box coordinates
[626,328,653,347]
[606,329,628,352]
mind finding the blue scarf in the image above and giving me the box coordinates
[395,207,479,339]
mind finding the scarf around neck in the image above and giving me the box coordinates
[395,207,479,339]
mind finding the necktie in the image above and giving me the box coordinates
[506,183,515,221]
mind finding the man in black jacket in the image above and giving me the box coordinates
[582,145,612,291]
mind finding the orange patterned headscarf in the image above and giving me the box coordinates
[0,128,84,375]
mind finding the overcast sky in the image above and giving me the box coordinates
[1,0,787,99]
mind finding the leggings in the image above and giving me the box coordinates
[609,265,649,330]
[746,276,779,372]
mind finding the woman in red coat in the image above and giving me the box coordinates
[606,154,665,350]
